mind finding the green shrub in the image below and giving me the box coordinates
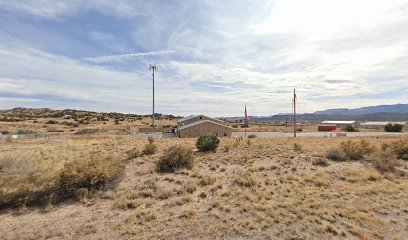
[196,136,220,152]
[384,123,403,132]
[156,146,194,173]
[142,143,158,155]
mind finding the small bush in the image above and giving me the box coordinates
[0,155,124,209]
[196,136,220,152]
[126,148,141,159]
[293,143,302,152]
[142,143,158,155]
[340,140,373,160]
[183,181,197,194]
[223,144,231,152]
[384,123,403,132]
[248,134,257,138]
[372,149,399,173]
[325,148,344,161]
[313,158,329,166]
[310,172,333,187]
[156,145,194,173]
[148,136,155,144]
[46,120,58,124]
[199,174,216,186]
[342,126,357,132]
[58,156,124,197]
[389,139,408,160]
[235,170,257,187]
[179,208,196,219]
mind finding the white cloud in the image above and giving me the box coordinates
[84,51,175,63]
[0,0,148,19]
[0,0,407,116]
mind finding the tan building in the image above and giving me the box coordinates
[178,120,232,138]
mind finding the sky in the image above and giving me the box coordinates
[0,0,407,117]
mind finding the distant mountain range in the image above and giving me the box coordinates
[313,104,408,115]
[226,104,408,122]
[1,104,407,123]
[271,104,408,122]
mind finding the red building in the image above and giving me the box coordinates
[318,125,336,131]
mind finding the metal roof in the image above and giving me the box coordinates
[177,114,223,123]
[361,121,406,126]
[321,121,356,124]
[178,120,232,130]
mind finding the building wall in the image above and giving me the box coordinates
[334,123,358,129]
[318,125,336,131]
[179,121,232,138]
[139,127,172,133]
[177,116,222,127]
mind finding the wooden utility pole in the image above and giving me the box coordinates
[293,89,296,138]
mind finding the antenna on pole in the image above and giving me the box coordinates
[149,64,158,128]
[293,89,296,138]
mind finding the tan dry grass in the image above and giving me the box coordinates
[0,136,407,239]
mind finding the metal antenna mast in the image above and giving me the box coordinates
[149,64,158,127]
[293,89,297,138]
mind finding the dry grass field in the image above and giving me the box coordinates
[0,108,178,136]
[1,136,408,239]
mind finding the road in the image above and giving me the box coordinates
[232,131,408,138]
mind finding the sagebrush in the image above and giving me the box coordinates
[156,145,194,173]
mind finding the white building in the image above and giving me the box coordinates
[321,121,357,128]
[360,121,407,129]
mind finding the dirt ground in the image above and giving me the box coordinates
[1,136,407,240]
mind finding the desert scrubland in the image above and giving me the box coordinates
[1,135,407,239]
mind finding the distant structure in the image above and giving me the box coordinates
[176,115,232,138]
[360,121,407,129]
[149,64,158,127]
[321,120,357,129]
[293,89,297,137]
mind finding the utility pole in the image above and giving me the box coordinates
[149,64,158,128]
[293,89,297,138]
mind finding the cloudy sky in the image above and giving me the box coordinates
[0,0,407,116]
